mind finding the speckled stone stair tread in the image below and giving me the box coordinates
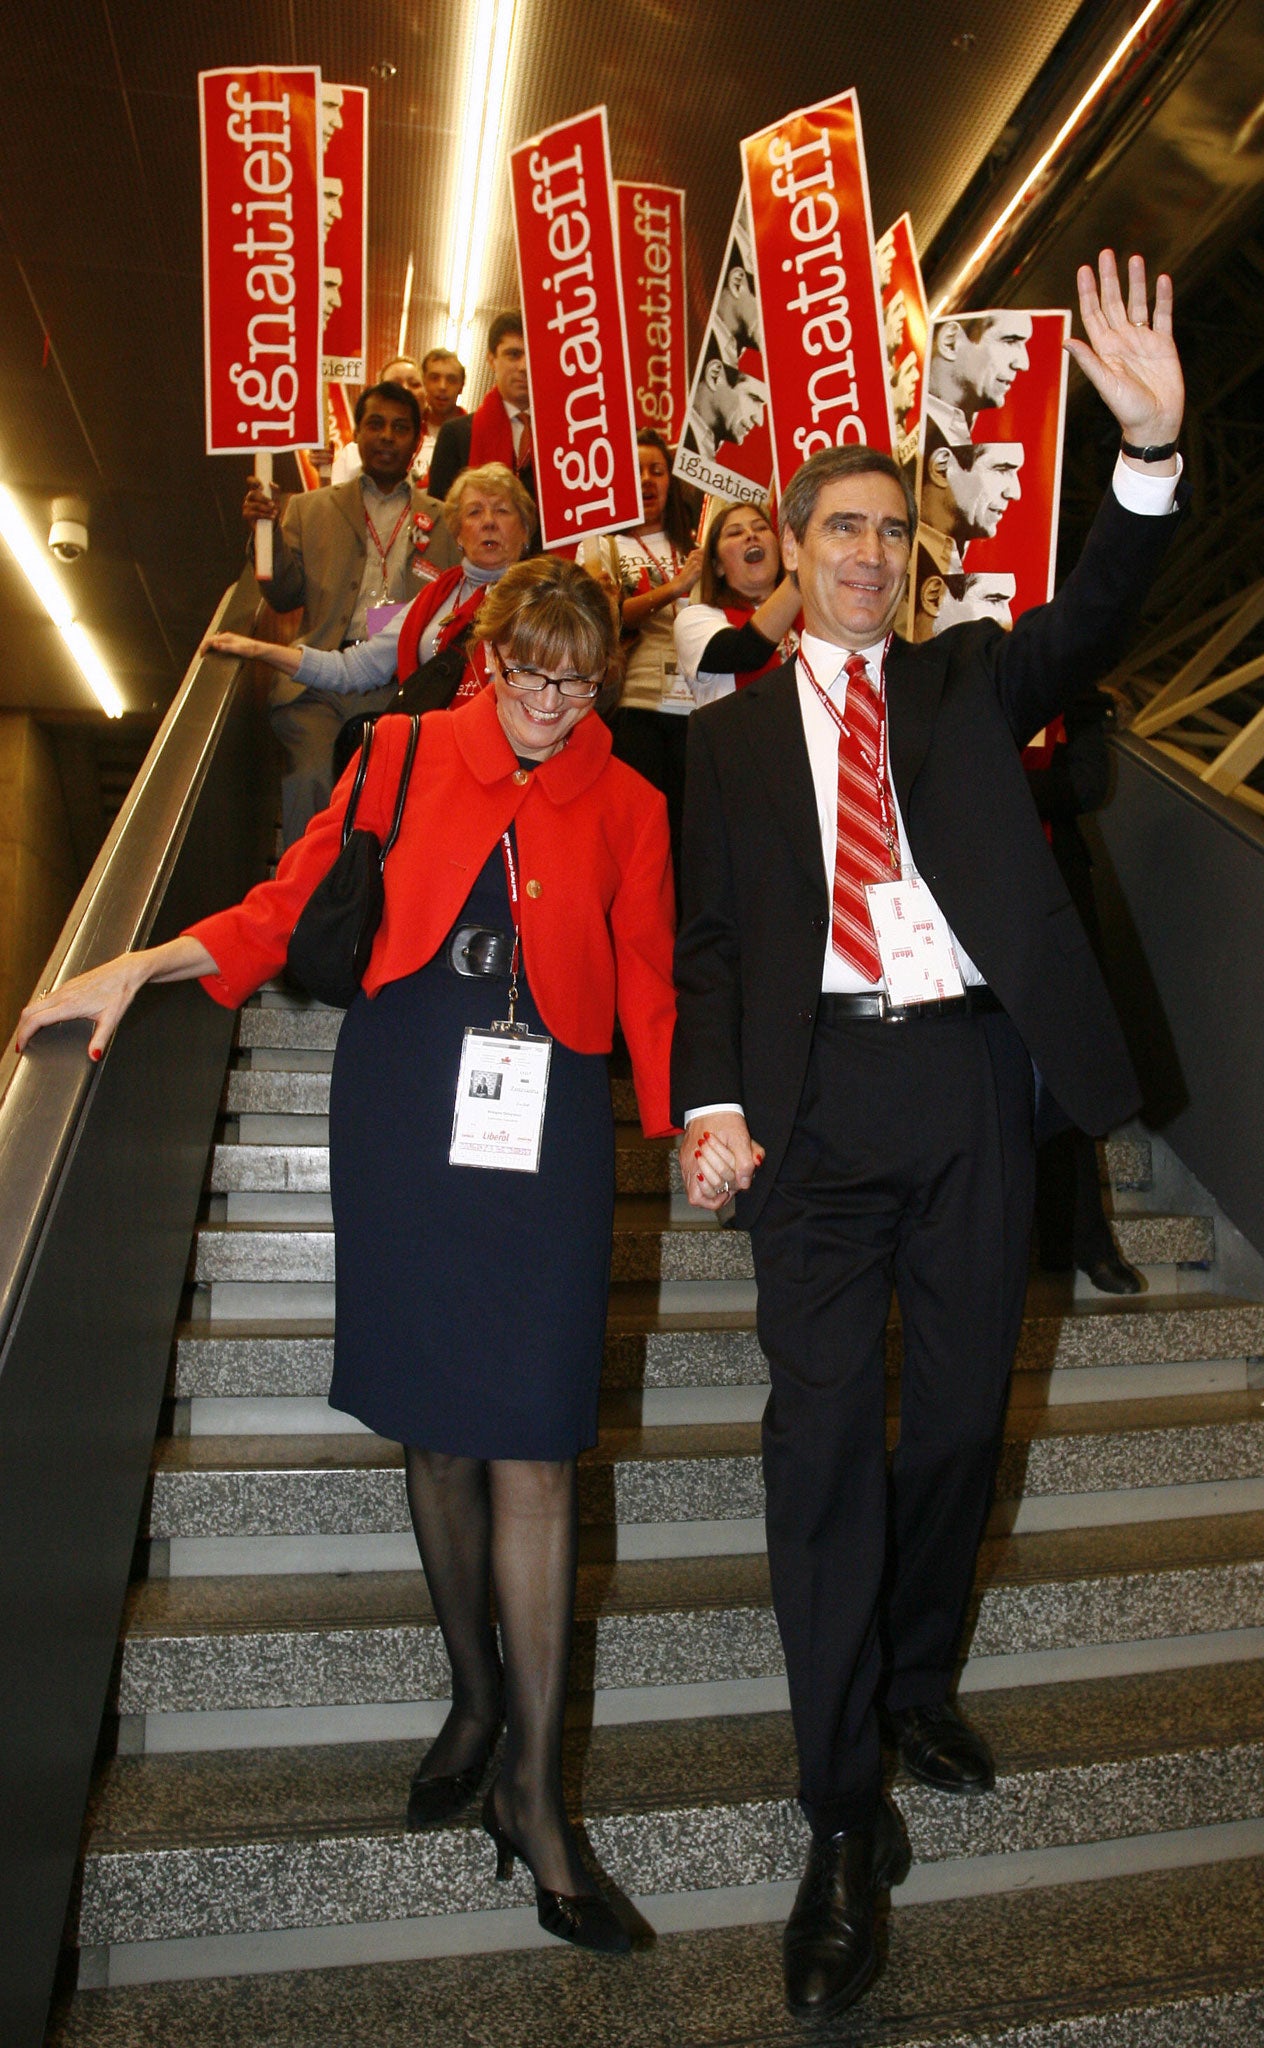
[172,1292,1264,1400]
[46,1860,1264,2048]
[145,1390,1264,1541]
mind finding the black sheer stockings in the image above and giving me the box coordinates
[403,1447,589,1897]
[403,1449,502,1781]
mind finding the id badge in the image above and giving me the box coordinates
[865,875,965,1006]
[660,656,695,708]
[449,1026,552,1172]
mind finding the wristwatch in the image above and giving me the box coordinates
[1120,438,1178,462]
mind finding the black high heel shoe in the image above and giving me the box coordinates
[482,1786,633,1954]
[406,1720,502,1831]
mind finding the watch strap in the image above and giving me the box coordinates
[1120,438,1178,462]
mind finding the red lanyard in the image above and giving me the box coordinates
[799,636,900,869]
[500,829,523,1023]
[364,499,412,586]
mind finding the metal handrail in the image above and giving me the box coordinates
[0,571,258,1357]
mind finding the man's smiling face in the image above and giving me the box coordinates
[780,472,912,648]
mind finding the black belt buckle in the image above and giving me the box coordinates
[447,925,512,978]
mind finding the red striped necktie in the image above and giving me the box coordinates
[514,409,532,476]
[812,651,898,980]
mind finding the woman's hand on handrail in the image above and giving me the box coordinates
[16,936,220,1061]
[201,631,302,677]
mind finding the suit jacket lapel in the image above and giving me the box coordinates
[738,664,827,894]
[886,634,944,815]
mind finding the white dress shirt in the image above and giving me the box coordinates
[683,454,1181,1125]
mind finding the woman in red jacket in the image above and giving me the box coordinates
[17,557,676,1958]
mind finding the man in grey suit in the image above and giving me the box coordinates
[242,381,458,843]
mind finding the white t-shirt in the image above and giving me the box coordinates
[674,601,799,706]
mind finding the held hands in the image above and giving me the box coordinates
[680,1112,765,1213]
[1067,251,1183,458]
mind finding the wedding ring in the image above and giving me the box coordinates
[719,1178,732,1196]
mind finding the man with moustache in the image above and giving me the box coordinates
[672,253,1184,2022]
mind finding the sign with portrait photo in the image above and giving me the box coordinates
[509,105,642,550]
[615,181,688,443]
[673,192,774,508]
[741,89,893,496]
[876,213,929,481]
[320,83,368,384]
[910,306,1070,644]
[199,65,325,454]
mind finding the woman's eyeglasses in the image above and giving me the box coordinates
[499,664,600,701]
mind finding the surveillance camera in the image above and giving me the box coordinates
[49,495,89,563]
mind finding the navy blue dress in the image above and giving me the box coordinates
[327,841,615,1458]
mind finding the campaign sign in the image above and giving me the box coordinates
[876,213,929,478]
[615,182,688,442]
[742,89,893,495]
[674,191,773,508]
[199,66,325,453]
[510,106,641,549]
[910,306,1069,644]
[320,83,368,383]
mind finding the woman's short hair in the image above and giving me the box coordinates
[443,463,537,542]
[778,447,917,545]
[472,556,622,706]
[697,498,777,609]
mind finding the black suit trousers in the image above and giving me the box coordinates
[751,1006,1035,1836]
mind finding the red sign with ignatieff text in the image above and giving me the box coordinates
[876,213,929,478]
[320,83,368,384]
[742,90,893,493]
[615,182,688,443]
[510,107,641,550]
[199,66,324,454]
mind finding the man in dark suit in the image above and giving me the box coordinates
[428,312,535,508]
[671,252,1184,2022]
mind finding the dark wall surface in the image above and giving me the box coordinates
[1090,734,1264,1257]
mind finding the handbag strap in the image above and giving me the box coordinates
[379,714,421,867]
[340,721,376,849]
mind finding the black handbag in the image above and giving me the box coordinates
[330,634,473,783]
[286,714,420,1008]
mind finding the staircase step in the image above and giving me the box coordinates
[51,1856,1264,2042]
[173,1295,1264,1401]
[210,1127,1156,1202]
[236,1005,343,1052]
[77,1663,1264,1971]
[147,1395,1264,1550]
[190,1208,1216,1289]
[118,1514,1264,1723]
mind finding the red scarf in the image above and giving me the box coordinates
[723,602,801,689]
[467,387,517,471]
[396,565,490,696]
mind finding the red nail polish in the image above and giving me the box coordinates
[702,1131,710,1140]
[89,1047,102,1062]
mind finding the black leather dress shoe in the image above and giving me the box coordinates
[782,1796,911,2019]
[406,1719,502,1830]
[888,1701,995,1794]
[1079,1248,1144,1294]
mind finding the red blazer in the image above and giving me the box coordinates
[186,687,677,1136]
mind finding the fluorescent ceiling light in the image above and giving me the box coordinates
[931,0,1165,316]
[0,484,125,717]
[445,0,517,363]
